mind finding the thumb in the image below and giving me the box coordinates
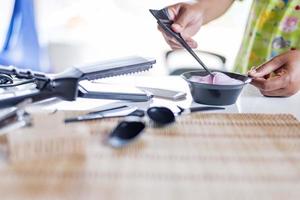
[170,7,192,33]
[248,55,286,78]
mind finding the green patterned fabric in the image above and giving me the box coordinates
[234,0,300,74]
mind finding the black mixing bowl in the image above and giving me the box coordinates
[181,70,251,106]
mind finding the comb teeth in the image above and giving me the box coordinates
[149,9,170,21]
[76,56,156,81]
[84,63,153,81]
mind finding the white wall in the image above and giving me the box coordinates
[1,0,252,73]
[0,0,14,50]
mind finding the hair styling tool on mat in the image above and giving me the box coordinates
[0,56,155,108]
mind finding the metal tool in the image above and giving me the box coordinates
[64,106,139,123]
[0,56,155,108]
[0,99,32,134]
[177,105,225,115]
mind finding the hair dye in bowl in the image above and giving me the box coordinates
[189,72,244,85]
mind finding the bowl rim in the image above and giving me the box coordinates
[181,70,252,88]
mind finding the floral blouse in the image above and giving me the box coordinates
[234,0,300,74]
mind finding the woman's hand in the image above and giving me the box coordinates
[158,2,204,49]
[248,50,300,97]
[157,0,234,49]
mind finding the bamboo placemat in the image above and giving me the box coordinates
[0,112,299,200]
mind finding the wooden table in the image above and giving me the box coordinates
[0,76,299,200]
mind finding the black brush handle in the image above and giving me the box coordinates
[190,106,225,113]
[150,9,213,75]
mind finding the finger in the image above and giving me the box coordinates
[171,7,192,33]
[251,77,284,92]
[158,21,198,48]
[165,37,181,46]
[184,37,198,48]
[263,74,271,79]
[159,29,180,47]
[159,26,179,43]
[169,42,182,49]
[160,25,198,48]
[171,36,198,48]
[250,77,267,89]
[171,45,183,50]
[165,38,182,49]
[274,68,287,76]
[158,26,174,39]
[260,88,294,97]
[168,40,197,49]
[247,66,256,76]
[167,3,181,20]
[165,35,197,48]
[188,41,197,49]
[260,88,289,97]
[166,38,196,49]
[251,74,290,92]
[158,26,174,40]
[248,66,271,79]
[189,42,197,49]
[248,54,287,78]
[157,25,163,33]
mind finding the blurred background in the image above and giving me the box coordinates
[0,0,252,74]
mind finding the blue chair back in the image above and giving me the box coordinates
[0,0,49,71]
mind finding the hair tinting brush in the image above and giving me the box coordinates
[149,9,213,76]
[0,56,155,108]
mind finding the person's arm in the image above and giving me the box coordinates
[191,0,235,25]
[248,50,300,97]
[159,0,234,49]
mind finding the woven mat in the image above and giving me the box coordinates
[0,112,300,200]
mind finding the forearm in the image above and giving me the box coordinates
[196,0,235,24]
